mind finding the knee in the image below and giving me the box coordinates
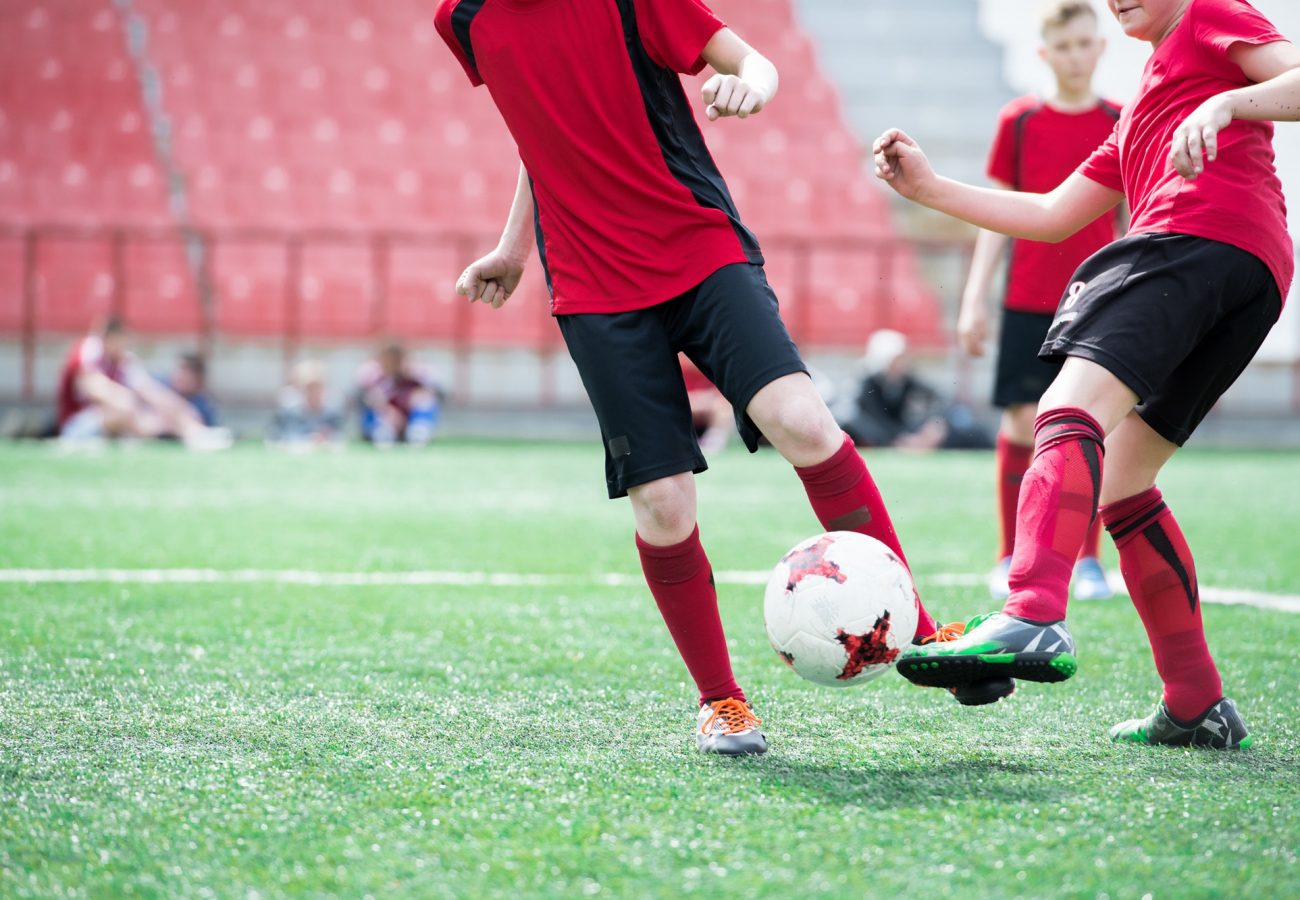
[763,400,841,462]
[629,474,696,544]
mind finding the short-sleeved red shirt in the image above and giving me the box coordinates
[1078,0,1293,300]
[987,96,1122,314]
[434,0,762,315]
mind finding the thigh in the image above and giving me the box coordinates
[993,309,1057,408]
[557,308,705,500]
[666,263,809,451]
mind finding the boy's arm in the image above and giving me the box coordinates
[1170,40,1300,179]
[873,129,1124,242]
[456,164,534,309]
[699,28,778,120]
[957,180,1012,359]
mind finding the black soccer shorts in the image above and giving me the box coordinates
[993,308,1057,408]
[1041,233,1282,446]
[557,263,808,498]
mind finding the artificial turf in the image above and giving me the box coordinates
[1,441,1297,897]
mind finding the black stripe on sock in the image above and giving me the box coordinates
[1106,502,1168,542]
[1080,438,1102,522]
[1142,520,1199,614]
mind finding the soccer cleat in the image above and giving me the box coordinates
[897,612,1077,688]
[695,698,767,756]
[988,557,1012,600]
[914,622,1016,706]
[1072,556,1114,601]
[1110,697,1252,750]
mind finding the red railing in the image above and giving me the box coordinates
[0,223,974,403]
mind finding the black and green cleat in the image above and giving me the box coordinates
[1110,697,1252,750]
[898,612,1077,689]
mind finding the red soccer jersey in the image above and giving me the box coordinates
[434,0,761,315]
[56,336,138,426]
[1078,0,1293,300]
[987,96,1122,314]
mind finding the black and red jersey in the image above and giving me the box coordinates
[435,0,762,314]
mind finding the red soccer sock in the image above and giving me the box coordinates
[1003,408,1105,623]
[637,527,745,705]
[795,433,937,638]
[995,433,1032,560]
[1101,487,1223,721]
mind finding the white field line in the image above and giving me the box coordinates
[1,568,1298,613]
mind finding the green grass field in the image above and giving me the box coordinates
[1,441,1298,898]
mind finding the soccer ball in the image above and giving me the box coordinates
[763,531,918,687]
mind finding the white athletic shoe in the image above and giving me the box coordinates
[695,698,767,756]
[1072,557,1114,601]
[183,426,234,452]
[988,556,1012,600]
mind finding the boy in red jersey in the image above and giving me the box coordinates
[877,0,1297,749]
[57,316,231,450]
[434,0,968,755]
[959,1,1121,603]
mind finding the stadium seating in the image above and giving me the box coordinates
[1,0,944,351]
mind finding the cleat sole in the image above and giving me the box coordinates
[898,651,1077,687]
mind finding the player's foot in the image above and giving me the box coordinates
[897,612,1076,688]
[183,426,234,452]
[914,622,1016,706]
[1072,556,1113,601]
[988,557,1012,600]
[1110,697,1251,750]
[695,698,767,756]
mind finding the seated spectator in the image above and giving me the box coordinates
[270,360,343,447]
[840,330,991,451]
[680,354,733,454]
[356,343,442,446]
[168,352,219,427]
[56,316,231,450]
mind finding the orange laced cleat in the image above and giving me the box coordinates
[695,698,767,755]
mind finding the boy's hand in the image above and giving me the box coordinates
[1169,94,1235,180]
[872,129,935,201]
[456,249,525,309]
[702,73,768,120]
[955,303,989,358]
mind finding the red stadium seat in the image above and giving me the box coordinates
[0,235,25,333]
[33,237,116,333]
[296,241,375,338]
[122,238,202,333]
[211,240,289,335]
[384,242,464,341]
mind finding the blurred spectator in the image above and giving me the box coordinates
[356,343,443,446]
[681,355,732,454]
[56,316,232,450]
[270,360,343,446]
[168,352,219,427]
[839,330,991,451]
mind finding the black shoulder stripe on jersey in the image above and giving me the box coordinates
[1100,99,1122,122]
[612,0,763,265]
[451,0,487,80]
[1011,102,1044,192]
[528,175,554,297]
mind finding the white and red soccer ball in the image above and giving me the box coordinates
[763,531,918,687]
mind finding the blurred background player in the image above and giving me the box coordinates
[57,316,232,450]
[958,0,1120,601]
[877,0,1298,749]
[166,352,219,428]
[270,359,343,447]
[436,0,960,755]
[839,329,991,452]
[356,343,442,447]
